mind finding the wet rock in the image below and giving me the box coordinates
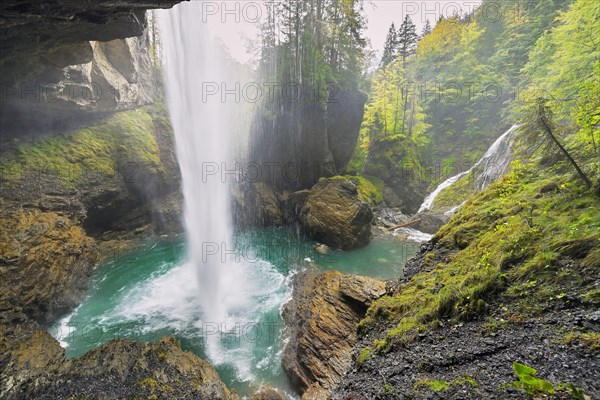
[327,89,369,171]
[2,34,158,137]
[2,336,239,400]
[363,138,428,214]
[300,178,373,250]
[280,189,311,224]
[0,209,97,323]
[303,382,331,400]
[232,182,283,227]
[411,211,449,234]
[282,267,386,397]
[0,1,180,68]
[248,89,367,191]
[252,386,285,400]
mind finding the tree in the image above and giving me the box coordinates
[421,19,432,38]
[522,99,592,189]
[380,22,398,68]
[397,15,418,66]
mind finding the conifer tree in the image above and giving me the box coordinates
[421,19,432,38]
[380,22,398,68]
[397,15,418,66]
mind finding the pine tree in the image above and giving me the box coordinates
[397,15,418,66]
[421,19,432,38]
[380,22,398,68]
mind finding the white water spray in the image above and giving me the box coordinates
[160,3,240,323]
[418,125,519,213]
[158,4,293,384]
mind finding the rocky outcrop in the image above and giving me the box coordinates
[0,1,182,136]
[1,35,159,137]
[0,1,179,71]
[300,178,373,250]
[327,89,369,171]
[0,108,182,237]
[252,387,285,400]
[282,267,386,398]
[1,332,239,400]
[411,211,449,234]
[0,209,98,324]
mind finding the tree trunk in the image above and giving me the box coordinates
[540,115,592,189]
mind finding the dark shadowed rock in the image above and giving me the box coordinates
[411,211,449,234]
[0,1,182,136]
[281,266,386,398]
[1,334,239,400]
[327,89,368,171]
[232,182,283,227]
[300,178,373,250]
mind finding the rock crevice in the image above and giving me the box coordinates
[281,266,386,399]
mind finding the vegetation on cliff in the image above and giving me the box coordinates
[1,109,166,187]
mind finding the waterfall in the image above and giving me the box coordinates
[418,125,520,214]
[159,4,240,323]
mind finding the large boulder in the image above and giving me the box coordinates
[411,211,449,235]
[282,267,386,398]
[300,178,373,250]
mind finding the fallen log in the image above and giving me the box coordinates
[384,219,421,232]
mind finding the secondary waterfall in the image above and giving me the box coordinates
[160,3,237,322]
[418,125,520,213]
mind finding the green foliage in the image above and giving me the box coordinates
[511,362,555,395]
[360,159,599,350]
[397,15,418,64]
[380,23,398,68]
[520,0,600,127]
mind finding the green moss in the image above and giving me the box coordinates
[0,109,165,188]
[430,170,477,211]
[356,346,372,365]
[582,288,600,305]
[137,378,158,391]
[329,174,385,205]
[360,159,600,350]
[414,376,477,392]
[559,331,600,354]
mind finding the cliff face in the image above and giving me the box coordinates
[0,1,179,136]
[0,4,198,398]
[249,89,367,191]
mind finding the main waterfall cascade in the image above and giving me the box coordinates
[158,2,289,384]
[418,125,520,214]
[160,2,234,322]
